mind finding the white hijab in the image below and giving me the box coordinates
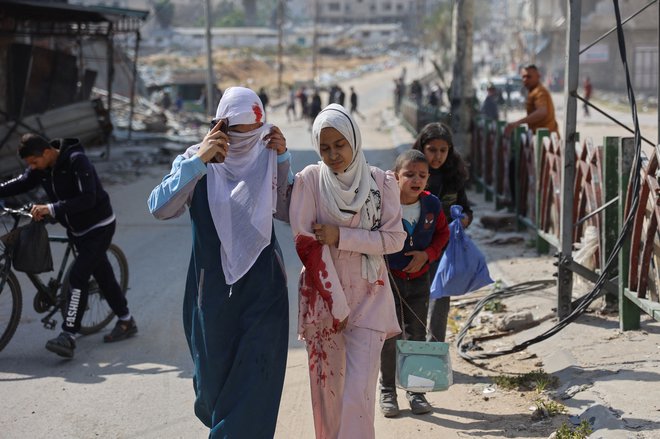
[312,104,383,282]
[205,87,276,285]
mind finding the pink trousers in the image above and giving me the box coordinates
[306,325,386,439]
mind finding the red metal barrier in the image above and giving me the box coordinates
[471,118,484,187]
[495,125,511,208]
[538,134,562,237]
[627,148,660,302]
[518,129,536,222]
[573,138,605,268]
[483,120,496,190]
[470,117,658,326]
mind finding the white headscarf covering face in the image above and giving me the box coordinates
[312,104,383,282]
[206,87,277,285]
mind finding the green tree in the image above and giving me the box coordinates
[211,1,244,27]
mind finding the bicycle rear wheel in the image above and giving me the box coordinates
[0,270,22,352]
[62,243,129,335]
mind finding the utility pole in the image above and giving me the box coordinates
[277,0,284,96]
[449,0,474,157]
[204,0,214,116]
[531,0,538,64]
[312,0,319,84]
[417,0,425,53]
[557,0,582,319]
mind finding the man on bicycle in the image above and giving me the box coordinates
[0,133,137,358]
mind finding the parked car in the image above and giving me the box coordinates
[476,76,526,109]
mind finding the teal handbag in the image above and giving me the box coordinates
[396,339,453,392]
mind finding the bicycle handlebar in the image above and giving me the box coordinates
[0,206,33,219]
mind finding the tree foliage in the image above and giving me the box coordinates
[214,1,246,27]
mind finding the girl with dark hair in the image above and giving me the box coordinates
[412,122,473,343]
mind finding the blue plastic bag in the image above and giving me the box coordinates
[430,205,493,299]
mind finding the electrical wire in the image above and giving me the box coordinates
[457,0,644,362]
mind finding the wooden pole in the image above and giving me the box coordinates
[277,0,284,96]
[204,0,214,116]
[127,31,141,141]
[449,0,474,157]
[312,0,318,84]
[106,23,114,159]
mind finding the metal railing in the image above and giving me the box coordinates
[470,118,659,328]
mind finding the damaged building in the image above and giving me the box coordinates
[0,0,148,178]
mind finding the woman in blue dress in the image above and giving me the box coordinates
[148,87,292,438]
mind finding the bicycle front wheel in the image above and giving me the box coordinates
[0,270,22,352]
[62,243,129,335]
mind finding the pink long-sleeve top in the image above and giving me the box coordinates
[290,164,406,340]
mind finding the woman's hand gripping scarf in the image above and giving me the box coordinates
[205,86,276,285]
[312,104,383,283]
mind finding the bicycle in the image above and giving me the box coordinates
[0,205,129,352]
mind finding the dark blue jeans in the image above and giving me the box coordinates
[64,221,128,333]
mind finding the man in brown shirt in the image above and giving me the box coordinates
[504,64,559,136]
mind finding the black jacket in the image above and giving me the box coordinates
[0,138,113,234]
[427,167,473,226]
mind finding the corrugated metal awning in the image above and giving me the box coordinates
[0,0,148,35]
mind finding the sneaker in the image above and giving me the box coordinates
[103,317,138,343]
[46,332,76,358]
[407,392,432,415]
[379,390,400,417]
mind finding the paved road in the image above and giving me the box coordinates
[3,55,657,438]
[0,57,433,439]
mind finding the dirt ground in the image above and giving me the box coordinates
[134,53,657,437]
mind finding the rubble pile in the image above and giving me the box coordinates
[93,89,207,141]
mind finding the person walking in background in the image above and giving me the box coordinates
[428,86,439,108]
[174,93,184,112]
[327,85,337,106]
[410,80,423,106]
[289,104,405,439]
[411,122,473,344]
[297,87,309,120]
[379,150,449,418]
[337,86,346,107]
[309,89,322,129]
[258,86,270,121]
[349,86,365,120]
[0,134,137,358]
[148,87,292,438]
[480,82,500,121]
[583,76,593,117]
[160,91,172,110]
[286,85,297,121]
[504,64,558,136]
[394,78,404,115]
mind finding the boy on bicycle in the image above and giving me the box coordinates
[0,133,137,358]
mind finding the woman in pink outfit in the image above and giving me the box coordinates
[289,104,406,439]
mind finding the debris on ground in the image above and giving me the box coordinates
[560,384,594,400]
[480,213,518,231]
